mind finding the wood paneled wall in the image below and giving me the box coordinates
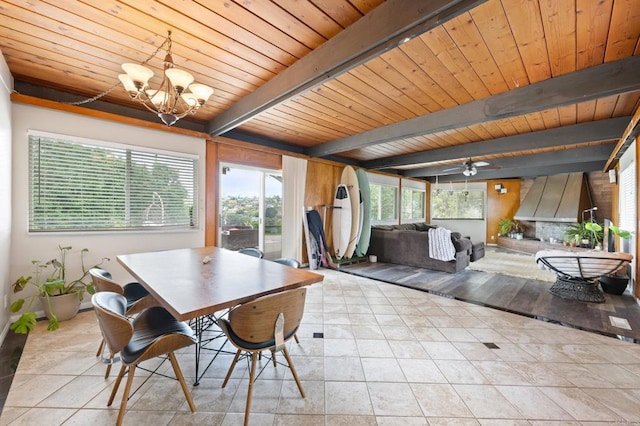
[486,179,521,243]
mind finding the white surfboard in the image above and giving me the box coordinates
[332,184,351,260]
[341,166,360,259]
[355,168,371,257]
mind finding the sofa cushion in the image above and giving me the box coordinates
[372,225,395,231]
[414,222,435,232]
[396,223,418,231]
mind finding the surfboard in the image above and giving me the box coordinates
[341,165,360,259]
[332,184,351,260]
[355,168,371,257]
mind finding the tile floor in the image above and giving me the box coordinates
[2,269,640,425]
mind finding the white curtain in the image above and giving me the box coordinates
[281,155,307,262]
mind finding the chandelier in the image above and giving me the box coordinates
[118,31,214,126]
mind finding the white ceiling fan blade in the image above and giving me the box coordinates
[441,166,460,172]
[474,161,490,167]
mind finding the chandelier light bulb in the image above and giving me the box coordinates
[118,31,214,126]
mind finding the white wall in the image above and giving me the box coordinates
[11,104,206,312]
[0,50,13,342]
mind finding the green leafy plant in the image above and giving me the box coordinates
[565,221,603,247]
[498,218,516,236]
[11,245,108,334]
[609,225,631,240]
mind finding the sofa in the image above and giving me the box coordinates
[369,223,473,273]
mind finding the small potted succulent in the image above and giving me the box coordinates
[10,245,109,334]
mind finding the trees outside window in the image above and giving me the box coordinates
[29,134,197,231]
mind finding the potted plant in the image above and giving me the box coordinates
[10,245,109,334]
[565,221,603,248]
[498,218,515,237]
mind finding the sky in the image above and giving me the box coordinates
[221,167,281,197]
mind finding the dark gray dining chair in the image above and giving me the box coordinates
[92,291,196,426]
[89,268,158,378]
[273,257,301,268]
[238,247,264,258]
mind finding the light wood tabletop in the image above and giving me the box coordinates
[117,246,324,322]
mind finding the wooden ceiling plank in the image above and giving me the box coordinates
[371,50,444,113]
[349,63,433,114]
[272,0,344,39]
[507,116,533,134]
[539,0,577,77]
[267,106,352,139]
[348,0,384,14]
[308,56,640,157]
[192,0,311,59]
[206,0,488,135]
[400,37,473,106]
[594,95,622,120]
[613,92,640,116]
[603,0,640,61]
[301,88,385,128]
[558,104,578,126]
[284,99,371,135]
[334,71,422,120]
[229,0,326,50]
[323,78,409,124]
[500,0,551,83]
[538,109,561,129]
[2,0,265,97]
[443,12,510,95]
[80,0,279,81]
[470,0,529,90]
[307,0,363,28]
[576,0,613,68]
[577,100,598,122]
[363,116,630,170]
[420,26,491,100]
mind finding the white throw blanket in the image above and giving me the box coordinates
[428,227,456,261]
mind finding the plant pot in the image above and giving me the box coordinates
[599,275,629,295]
[39,292,81,322]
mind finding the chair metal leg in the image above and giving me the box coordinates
[108,364,127,407]
[169,352,196,413]
[222,350,242,388]
[117,364,136,426]
[282,346,305,398]
[244,353,258,426]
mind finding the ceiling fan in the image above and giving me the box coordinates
[442,158,491,176]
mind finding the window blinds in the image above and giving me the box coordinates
[29,135,198,232]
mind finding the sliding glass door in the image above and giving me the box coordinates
[219,163,282,260]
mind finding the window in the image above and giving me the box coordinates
[29,132,198,232]
[431,187,484,220]
[368,173,399,224]
[401,179,426,223]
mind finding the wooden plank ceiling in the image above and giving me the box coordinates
[1,0,639,181]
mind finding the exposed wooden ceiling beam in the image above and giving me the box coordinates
[308,56,640,158]
[206,0,487,136]
[404,144,614,178]
[434,161,607,183]
[366,117,630,170]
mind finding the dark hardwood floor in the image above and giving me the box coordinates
[341,258,640,343]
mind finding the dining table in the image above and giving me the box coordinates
[117,246,324,384]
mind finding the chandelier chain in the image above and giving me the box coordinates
[65,34,172,106]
